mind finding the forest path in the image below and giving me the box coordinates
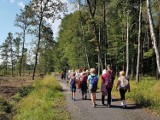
[55,75,160,120]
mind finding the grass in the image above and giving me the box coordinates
[13,75,70,120]
[126,77,160,111]
[98,76,160,114]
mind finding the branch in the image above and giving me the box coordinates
[86,0,97,18]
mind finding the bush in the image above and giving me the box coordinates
[0,97,12,120]
[18,86,34,97]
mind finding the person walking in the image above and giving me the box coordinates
[80,71,88,100]
[116,71,130,108]
[75,69,81,92]
[104,65,115,108]
[101,69,108,105]
[69,72,77,101]
[87,68,99,107]
[61,71,65,81]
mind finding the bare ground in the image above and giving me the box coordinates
[0,76,34,100]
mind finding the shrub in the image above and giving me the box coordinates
[0,97,12,120]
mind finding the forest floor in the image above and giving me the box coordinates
[0,76,34,100]
[55,75,160,120]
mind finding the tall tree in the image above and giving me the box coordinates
[86,0,104,70]
[126,11,130,77]
[146,0,160,73]
[26,0,66,80]
[13,37,21,75]
[0,40,9,75]
[103,0,107,68]
[136,0,142,82]
[15,7,32,76]
[7,32,14,76]
[78,0,90,69]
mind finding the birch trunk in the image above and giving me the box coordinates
[136,0,142,82]
[126,13,129,77]
[103,0,107,68]
[146,0,160,73]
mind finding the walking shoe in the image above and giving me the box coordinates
[91,104,96,108]
[102,101,104,105]
[121,101,123,106]
[107,104,111,108]
[93,103,96,108]
[123,105,127,108]
[85,95,87,100]
[82,96,84,100]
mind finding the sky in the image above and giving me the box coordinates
[0,0,76,46]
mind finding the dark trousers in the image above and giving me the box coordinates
[80,83,87,96]
[101,88,112,105]
[119,88,127,100]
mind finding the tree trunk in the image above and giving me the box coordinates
[136,0,142,82]
[32,21,42,80]
[131,54,136,78]
[156,27,160,79]
[103,0,107,68]
[32,1,43,80]
[147,0,160,73]
[126,12,129,77]
[11,39,13,77]
[98,26,101,76]
[19,29,26,76]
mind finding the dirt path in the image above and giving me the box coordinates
[56,76,160,120]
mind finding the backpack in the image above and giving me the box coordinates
[105,71,114,88]
[91,75,98,90]
[70,78,76,88]
[120,77,129,90]
[81,75,87,84]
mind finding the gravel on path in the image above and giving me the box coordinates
[56,76,160,120]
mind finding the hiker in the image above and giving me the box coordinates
[80,71,88,100]
[104,65,115,107]
[116,71,130,108]
[69,72,77,101]
[87,68,99,107]
[61,71,65,81]
[75,69,81,92]
[66,69,72,83]
[101,69,108,105]
[86,69,90,76]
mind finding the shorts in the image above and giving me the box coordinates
[70,87,76,92]
[89,86,97,93]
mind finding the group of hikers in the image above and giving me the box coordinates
[60,65,130,108]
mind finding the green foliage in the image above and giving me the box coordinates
[144,49,154,58]
[0,97,12,120]
[56,10,97,70]
[126,77,160,112]
[18,86,34,98]
[13,75,70,120]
